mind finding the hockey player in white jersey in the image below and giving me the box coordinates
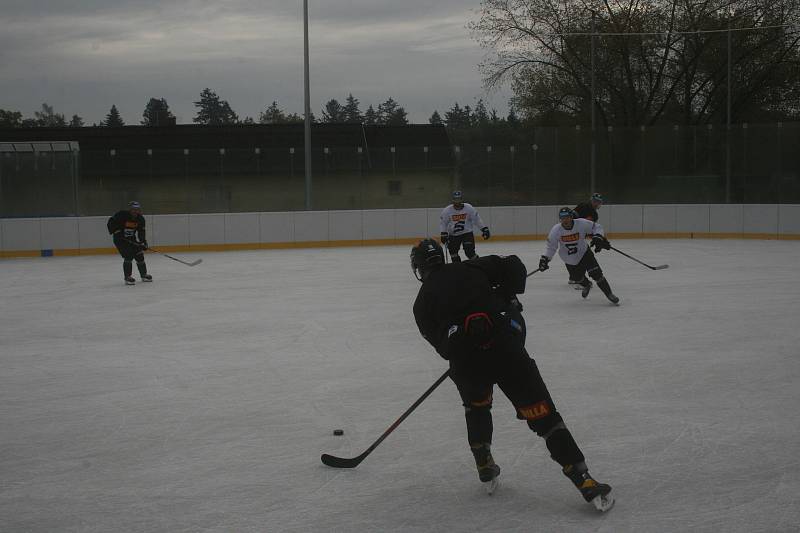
[539,207,619,304]
[440,191,490,262]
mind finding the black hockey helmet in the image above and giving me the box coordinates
[411,238,445,281]
[559,206,575,219]
[591,192,604,204]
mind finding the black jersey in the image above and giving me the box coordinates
[413,255,526,358]
[107,210,146,242]
[574,202,599,222]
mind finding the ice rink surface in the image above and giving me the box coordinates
[1,239,799,532]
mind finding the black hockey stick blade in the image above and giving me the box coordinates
[320,452,367,469]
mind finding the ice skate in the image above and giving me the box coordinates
[141,274,153,282]
[563,464,614,512]
[124,276,135,285]
[568,280,582,290]
[596,278,618,305]
[481,464,501,495]
[471,443,501,495]
[581,280,592,298]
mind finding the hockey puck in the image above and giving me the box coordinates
[333,429,344,436]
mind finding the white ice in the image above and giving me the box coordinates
[1,240,799,532]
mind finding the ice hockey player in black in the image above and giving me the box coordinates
[411,239,614,511]
[574,192,604,223]
[107,201,151,285]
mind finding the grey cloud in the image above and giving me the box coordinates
[0,0,509,124]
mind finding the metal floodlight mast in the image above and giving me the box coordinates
[303,0,313,210]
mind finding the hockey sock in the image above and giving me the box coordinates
[123,260,133,278]
[596,277,613,296]
[136,260,148,276]
[543,423,585,467]
[465,404,493,444]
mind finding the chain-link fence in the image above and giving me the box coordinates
[1,122,798,217]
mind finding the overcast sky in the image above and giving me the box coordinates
[0,0,512,125]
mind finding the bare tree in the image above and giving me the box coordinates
[471,0,800,125]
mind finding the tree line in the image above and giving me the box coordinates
[1,89,515,129]
[471,0,800,126]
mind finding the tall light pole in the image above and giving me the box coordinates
[303,0,313,210]
[590,13,597,195]
[725,18,732,204]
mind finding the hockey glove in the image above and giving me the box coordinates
[539,256,550,271]
[481,227,491,240]
[440,232,449,245]
[591,235,610,253]
[138,240,149,250]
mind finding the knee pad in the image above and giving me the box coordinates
[517,400,563,436]
[123,259,132,265]
[464,391,493,413]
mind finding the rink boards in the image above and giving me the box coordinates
[1,203,799,258]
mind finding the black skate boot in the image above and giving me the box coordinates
[580,278,593,298]
[471,443,501,495]
[124,276,136,286]
[563,463,614,512]
[141,274,153,282]
[596,278,619,305]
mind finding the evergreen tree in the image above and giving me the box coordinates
[259,101,284,123]
[472,99,490,126]
[507,108,520,126]
[364,105,377,125]
[69,114,84,127]
[0,109,23,128]
[377,98,407,125]
[321,99,345,123]
[429,110,443,125]
[343,94,363,123]
[103,105,125,127]
[141,98,175,126]
[444,103,472,129]
[193,88,238,125]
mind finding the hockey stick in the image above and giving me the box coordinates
[526,267,543,278]
[609,246,668,270]
[122,238,202,267]
[149,248,203,267]
[321,369,451,469]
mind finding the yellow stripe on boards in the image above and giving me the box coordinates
[1,232,798,259]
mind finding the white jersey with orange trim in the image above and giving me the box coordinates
[439,203,486,236]
[543,218,605,266]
